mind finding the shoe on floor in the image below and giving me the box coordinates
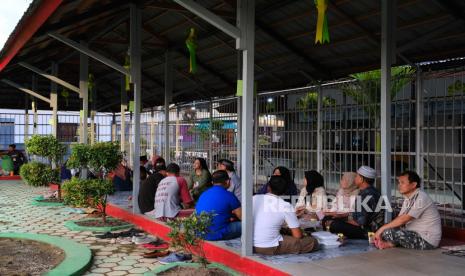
[132,235,158,245]
[141,243,169,250]
[142,250,170,258]
[95,232,117,239]
[117,236,133,245]
[159,252,192,264]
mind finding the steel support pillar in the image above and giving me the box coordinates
[317,84,323,172]
[79,42,89,179]
[130,3,142,214]
[111,112,117,142]
[164,51,173,162]
[381,0,394,223]
[120,77,127,153]
[150,109,155,158]
[415,68,424,188]
[238,0,255,256]
[50,62,58,139]
[24,96,29,141]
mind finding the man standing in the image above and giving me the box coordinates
[217,159,241,203]
[195,170,242,241]
[375,171,441,250]
[154,163,193,220]
[7,144,26,175]
[326,165,384,239]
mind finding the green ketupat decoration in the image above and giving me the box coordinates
[61,88,69,106]
[314,0,330,44]
[186,28,198,74]
[124,55,131,91]
[88,73,94,103]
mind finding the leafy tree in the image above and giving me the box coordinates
[63,142,122,223]
[340,65,415,175]
[25,135,66,166]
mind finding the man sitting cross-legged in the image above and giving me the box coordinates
[324,166,384,239]
[195,170,242,241]
[154,163,194,220]
[253,175,319,255]
[375,171,441,250]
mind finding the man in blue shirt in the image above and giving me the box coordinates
[195,170,242,241]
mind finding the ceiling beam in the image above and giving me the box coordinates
[49,33,130,76]
[1,79,51,104]
[18,62,81,95]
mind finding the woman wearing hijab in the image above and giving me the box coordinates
[296,170,326,215]
[257,166,298,196]
[188,157,212,201]
[330,172,359,213]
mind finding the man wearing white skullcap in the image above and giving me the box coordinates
[324,165,384,239]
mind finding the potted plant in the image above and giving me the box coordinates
[147,212,239,275]
[21,135,65,202]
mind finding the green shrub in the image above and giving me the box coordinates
[20,161,59,187]
[67,143,92,169]
[25,135,66,165]
[88,142,122,173]
[62,177,91,207]
[62,178,114,222]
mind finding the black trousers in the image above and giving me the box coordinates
[329,218,367,239]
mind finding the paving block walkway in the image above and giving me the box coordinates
[0,181,163,276]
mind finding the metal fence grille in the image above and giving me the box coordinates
[2,66,464,228]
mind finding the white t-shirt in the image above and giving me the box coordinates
[154,176,180,219]
[253,194,300,248]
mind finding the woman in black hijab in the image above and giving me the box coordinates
[296,170,326,215]
[257,166,298,196]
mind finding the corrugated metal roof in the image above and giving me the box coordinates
[0,0,464,111]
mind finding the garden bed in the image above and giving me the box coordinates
[0,233,92,276]
[0,237,65,275]
[64,217,133,232]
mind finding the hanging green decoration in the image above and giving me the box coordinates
[314,0,330,44]
[61,88,69,106]
[88,73,94,103]
[185,28,198,74]
[124,55,131,91]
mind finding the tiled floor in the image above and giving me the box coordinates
[2,181,465,276]
[0,181,163,276]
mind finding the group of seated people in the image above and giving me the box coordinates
[136,155,442,255]
[0,144,26,176]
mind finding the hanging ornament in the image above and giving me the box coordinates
[61,88,69,107]
[124,55,131,91]
[88,73,94,103]
[185,28,198,74]
[314,0,330,44]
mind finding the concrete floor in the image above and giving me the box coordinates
[268,247,465,276]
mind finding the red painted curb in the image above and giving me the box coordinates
[0,175,22,180]
[106,204,290,276]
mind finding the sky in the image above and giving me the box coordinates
[0,0,33,49]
